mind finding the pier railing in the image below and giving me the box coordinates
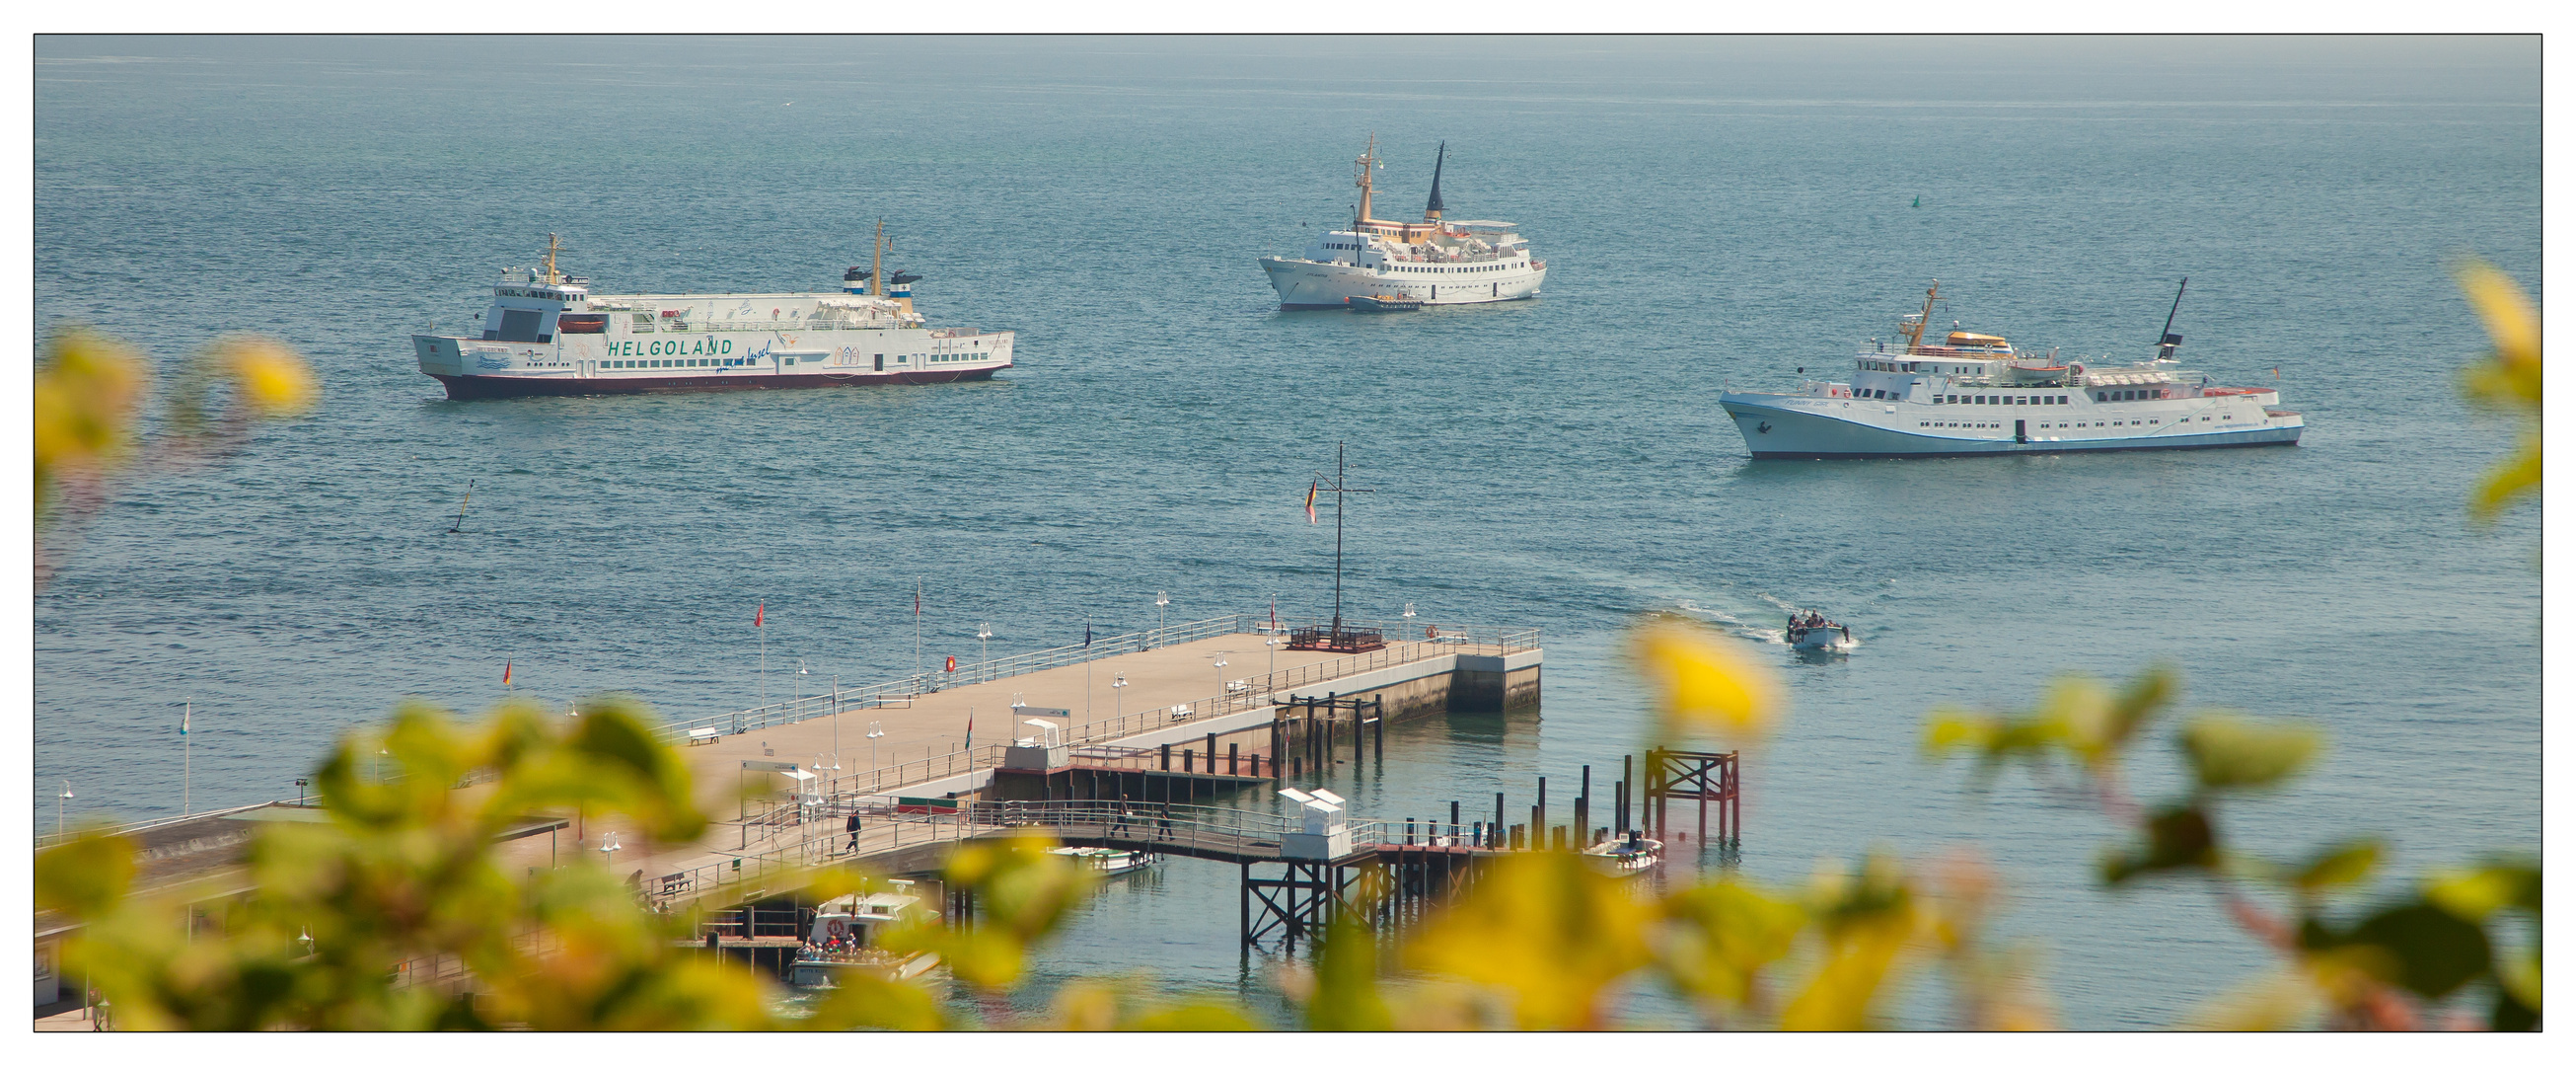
[664,800,1402,904]
[656,611,1534,751]
[787,622,1538,800]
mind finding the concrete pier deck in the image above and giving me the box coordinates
[482,618,1541,898]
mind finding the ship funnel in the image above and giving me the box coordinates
[844,266,873,294]
[1424,141,1446,222]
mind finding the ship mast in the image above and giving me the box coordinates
[541,233,564,285]
[1901,280,1941,353]
[1354,133,1377,230]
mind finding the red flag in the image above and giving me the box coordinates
[754,601,764,628]
[965,708,973,748]
[502,657,513,685]
[914,583,921,617]
[1304,480,1319,524]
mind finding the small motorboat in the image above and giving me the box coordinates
[1786,614,1856,652]
[1582,830,1663,877]
[1050,845,1161,876]
[1347,295,1424,313]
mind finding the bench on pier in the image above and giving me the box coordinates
[1167,705,1195,722]
[686,727,721,746]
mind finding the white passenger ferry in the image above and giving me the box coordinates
[413,229,1012,400]
[1257,137,1546,310]
[1720,281,2303,459]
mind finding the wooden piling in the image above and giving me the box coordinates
[1577,764,1591,843]
[1536,776,1547,846]
[1493,793,1505,850]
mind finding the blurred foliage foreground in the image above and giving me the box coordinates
[37,628,2538,1031]
[34,270,2538,1029]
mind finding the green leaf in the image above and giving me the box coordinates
[2346,902,2491,1001]
[2289,839,2383,894]
[35,831,135,919]
[2179,714,2322,791]
[2424,860,2540,923]
[2101,805,2217,884]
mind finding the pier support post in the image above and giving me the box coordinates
[1493,793,1505,850]
[1450,800,1460,844]
[1229,743,1239,775]
[1160,743,1171,772]
[1622,754,1634,834]
[1577,765,1590,844]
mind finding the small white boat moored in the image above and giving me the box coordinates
[1582,831,1664,877]
[1050,845,1162,876]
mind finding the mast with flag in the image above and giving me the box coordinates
[755,600,767,709]
[1290,441,1382,651]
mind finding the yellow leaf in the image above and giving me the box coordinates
[1779,912,1913,1030]
[1405,850,1656,1029]
[2182,965,2325,1030]
[1657,878,1806,1009]
[213,337,320,418]
[2456,260,2539,376]
[2179,713,2322,791]
[1631,615,1780,744]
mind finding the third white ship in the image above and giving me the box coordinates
[1258,137,1547,310]
[1720,281,2304,459]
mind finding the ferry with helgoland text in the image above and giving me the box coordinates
[414,227,1011,400]
[1258,137,1546,310]
[1720,280,2302,459]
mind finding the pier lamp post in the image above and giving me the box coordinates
[978,624,992,671]
[1214,655,1228,705]
[57,780,72,839]
[1403,602,1417,639]
[1155,592,1169,646]
[1266,636,1281,682]
[796,658,808,708]
[866,723,885,786]
[1112,674,1128,725]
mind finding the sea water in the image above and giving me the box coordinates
[33,36,2539,1028]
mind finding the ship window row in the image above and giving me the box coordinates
[1390,264,1508,274]
[2096,389,2168,401]
[610,358,748,369]
[1936,394,2065,405]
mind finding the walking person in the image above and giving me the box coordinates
[844,809,862,854]
[1156,803,1176,842]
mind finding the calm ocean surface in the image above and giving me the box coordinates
[33,36,2539,1028]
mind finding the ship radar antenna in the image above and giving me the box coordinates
[1424,141,1446,224]
[2155,276,2189,360]
[541,233,565,285]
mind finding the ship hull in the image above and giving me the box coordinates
[1258,257,1543,310]
[1723,394,2303,460]
[414,331,1008,401]
[427,368,999,400]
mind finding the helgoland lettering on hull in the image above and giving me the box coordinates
[1720,280,2305,460]
[1257,136,1547,311]
[413,230,1012,401]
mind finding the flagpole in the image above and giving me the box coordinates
[181,700,191,816]
[914,578,923,680]
[1085,614,1093,723]
[758,601,768,709]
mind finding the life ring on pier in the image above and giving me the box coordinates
[1424,625,1438,639]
